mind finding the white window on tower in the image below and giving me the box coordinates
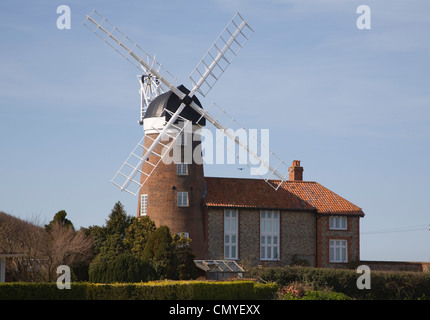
[177,191,189,207]
[140,194,148,216]
[177,163,188,175]
[329,239,348,263]
[329,216,347,230]
[224,209,238,260]
[260,210,280,261]
[177,232,190,238]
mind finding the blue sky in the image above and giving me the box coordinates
[0,0,429,262]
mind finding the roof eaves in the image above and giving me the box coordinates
[205,203,318,212]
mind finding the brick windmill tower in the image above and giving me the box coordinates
[85,11,291,259]
[136,85,208,258]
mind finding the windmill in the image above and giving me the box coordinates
[83,10,291,257]
[84,10,290,193]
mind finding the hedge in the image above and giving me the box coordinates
[283,290,352,300]
[0,280,278,300]
[247,266,430,300]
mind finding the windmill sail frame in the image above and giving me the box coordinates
[84,10,289,194]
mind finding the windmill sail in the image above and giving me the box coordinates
[84,10,189,193]
[83,10,176,87]
[186,14,288,189]
[192,102,290,190]
[189,12,254,97]
[85,10,288,193]
[84,11,255,193]
[111,110,190,195]
[83,11,174,124]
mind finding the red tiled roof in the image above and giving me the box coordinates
[204,177,364,216]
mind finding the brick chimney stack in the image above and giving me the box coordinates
[289,160,304,181]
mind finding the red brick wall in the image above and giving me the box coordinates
[360,261,430,272]
[137,132,208,258]
[316,215,361,268]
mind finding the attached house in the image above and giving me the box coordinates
[203,161,364,268]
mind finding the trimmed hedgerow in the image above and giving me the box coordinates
[283,290,352,300]
[0,280,277,300]
[0,282,87,300]
[247,266,430,300]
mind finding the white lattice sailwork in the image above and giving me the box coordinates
[195,103,290,190]
[83,10,173,123]
[189,12,254,97]
[111,110,190,195]
[84,10,177,90]
[84,10,290,193]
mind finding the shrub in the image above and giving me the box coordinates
[89,254,156,283]
[0,282,87,300]
[192,281,262,300]
[283,289,351,300]
[0,280,277,300]
[301,290,351,300]
[254,282,279,300]
[248,266,430,300]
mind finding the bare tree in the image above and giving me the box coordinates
[0,212,47,281]
[0,211,94,282]
[43,223,94,281]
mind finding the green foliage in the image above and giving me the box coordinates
[0,280,276,300]
[124,216,156,256]
[44,210,74,232]
[84,225,105,256]
[248,266,430,300]
[98,202,132,260]
[171,234,198,280]
[89,253,156,283]
[0,282,87,300]
[283,290,351,300]
[141,226,199,280]
[142,225,173,261]
[192,281,254,300]
[252,282,279,300]
[88,202,198,282]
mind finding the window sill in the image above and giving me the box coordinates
[260,259,280,262]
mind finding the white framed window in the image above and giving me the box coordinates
[140,194,148,216]
[260,210,280,260]
[329,216,347,230]
[177,163,188,175]
[177,232,189,238]
[224,209,238,259]
[177,191,189,207]
[329,239,348,263]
